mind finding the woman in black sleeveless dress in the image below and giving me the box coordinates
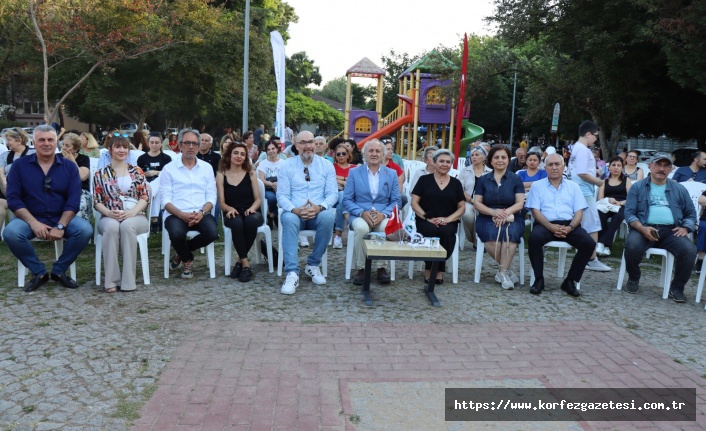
[597,156,632,256]
[217,142,263,282]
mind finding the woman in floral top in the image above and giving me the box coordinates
[93,135,150,293]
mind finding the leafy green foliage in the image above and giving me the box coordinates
[315,77,376,110]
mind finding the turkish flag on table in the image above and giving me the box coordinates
[385,205,403,235]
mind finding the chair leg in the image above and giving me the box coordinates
[452,234,458,284]
[345,230,355,280]
[519,238,525,285]
[207,243,216,279]
[95,236,102,286]
[164,236,171,279]
[224,229,232,276]
[474,238,484,283]
[265,230,274,273]
[616,252,626,290]
[138,237,150,285]
[696,259,706,303]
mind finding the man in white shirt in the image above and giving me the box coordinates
[568,120,610,272]
[277,131,338,294]
[161,129,218,278]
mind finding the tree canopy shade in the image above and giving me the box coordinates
[286,51,321,95]
[315,77,376,111]
[265,90,343,130]
[486,0,706,152]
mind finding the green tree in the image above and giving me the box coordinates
[315,76,375,110]
[286,51,321,95]
[379,50,422,115]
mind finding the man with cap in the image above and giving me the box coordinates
[622,152,697,302]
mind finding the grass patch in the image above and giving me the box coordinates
[625,323,639,330]
[302,318,327,324]
[145,324,160,331]
[349,414,361,424]
[35,321,50,327]
[22,405,35,413]
[674,358,683,364]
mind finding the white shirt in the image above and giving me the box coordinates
[568,141,596,197]
[160,154,216,212]
[367,165,381,202]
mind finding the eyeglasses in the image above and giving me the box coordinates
[44,176,51,193]
[381,139,392,144]
[113,132,129,138]
[336,152,348,157]
[304,167,310,182]
[591,132,599,137]
[181,141,199,147]
[298,140,315,146]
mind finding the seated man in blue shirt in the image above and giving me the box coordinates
[671,150,706,183]
[526,154,596,297]
[278,131,338,294]
[4,125,93,292]
[623,153,697,302]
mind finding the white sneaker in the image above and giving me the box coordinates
[596,242,605,255]
[507,269,520,284]
[305,265,326,285]
[596,243,610,257]
[333,235,343,249]
[281,272,299,294]
[495,271,514,290]
[586,258,611,272]
[299,236,310,248]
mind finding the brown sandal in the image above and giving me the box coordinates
[105,287,118,293]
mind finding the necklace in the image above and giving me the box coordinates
[435,174,446,186]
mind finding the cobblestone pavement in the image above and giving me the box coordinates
[1,235,705,430]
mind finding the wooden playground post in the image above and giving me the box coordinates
[441,126,447,149]
[376,75,383,130]
[344,73,352,139]
[411,69,421,160]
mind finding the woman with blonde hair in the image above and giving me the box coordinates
[61,133,93,222]
[93,134,150,293]
[0,128,34,223]
[79,132,100,158]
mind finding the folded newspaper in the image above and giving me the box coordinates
[596,197,621,214]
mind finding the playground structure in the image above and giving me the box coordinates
[342,51,484,159]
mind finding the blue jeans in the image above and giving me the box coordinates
[624,226,696,293]
[281,209,334,274]
[4,216,92,276]
[265,190,277,215]
[334,191,347,232]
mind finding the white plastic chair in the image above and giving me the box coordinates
[94,186,152,286]
[616,248,674,299]
[3,212,76,287]
[474,236,525,285]
[277,207,328,277]
[678,181,706,240]
[162,208,216,279]
[528,240,579,289]
[224,179,273,276]
[695,260,706,307]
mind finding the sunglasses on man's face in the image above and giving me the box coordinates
[304,167,310,182]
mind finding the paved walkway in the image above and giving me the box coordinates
[132,321,706,431]
[1,239,706,430]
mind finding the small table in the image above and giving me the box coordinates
[362,239,447,307]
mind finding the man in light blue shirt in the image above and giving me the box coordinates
[526,154,596,297]
[622,153,697,302]
[278,131,338,294]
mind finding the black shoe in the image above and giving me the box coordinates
[239,267,252,283]
[353,269,365,286]
[529,277,544,295]
[669,289,686,303]
[377,268,391,285]
[695,260,703,274]
[24,273,49,293]
[230,262,243,279]
[51,272,78,289]
[626,279,640,294]
[560,278,580,297]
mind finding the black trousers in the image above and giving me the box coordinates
[528,220,595,282]
[223,212,263,260]
[165,214,219,262]
[597,207,625,247]
[415,218,457,272]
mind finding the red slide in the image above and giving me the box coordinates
[356,95,415,149]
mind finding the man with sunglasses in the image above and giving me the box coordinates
[568,120,610,272]
[671,151,706,183]
[622,153,697,302]
[277,131,338,294]
[4,125,92,292]
[160,128,218,279]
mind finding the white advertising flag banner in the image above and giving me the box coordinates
[270,31,286,139]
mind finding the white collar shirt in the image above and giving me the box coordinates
[159,154,216,212]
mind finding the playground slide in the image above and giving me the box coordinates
[356,114,414,149]
[460,120,484,146]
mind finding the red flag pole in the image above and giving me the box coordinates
[453,33,468,163]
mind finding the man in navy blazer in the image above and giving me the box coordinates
[343,139,402,285]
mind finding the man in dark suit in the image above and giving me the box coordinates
[343,139,402,285]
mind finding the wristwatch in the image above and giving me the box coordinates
[319,204,326,212]
[56,223,65,231]
[200,210,207,216]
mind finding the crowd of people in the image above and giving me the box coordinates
[1,121,704,305]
